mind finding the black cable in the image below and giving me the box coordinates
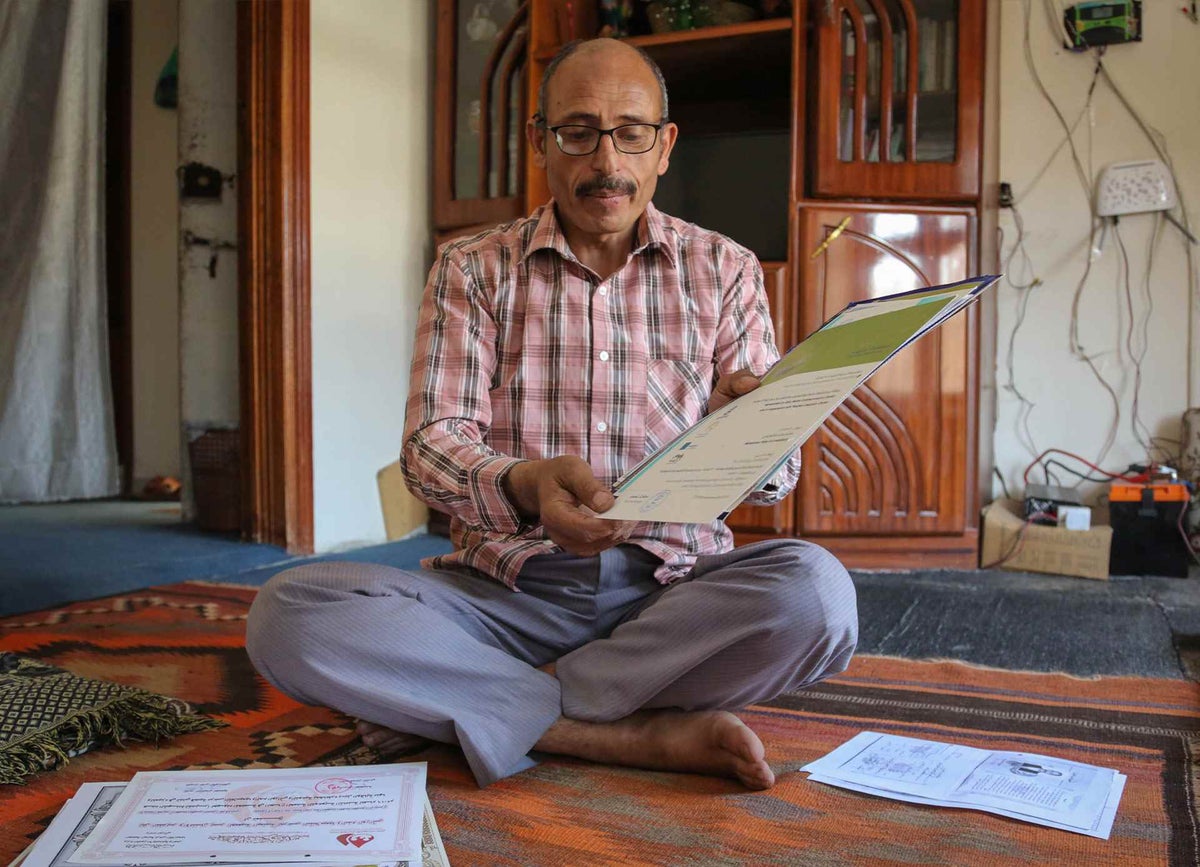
[1041,458,1111,484]
[993,467,1013,502]
[1021,0,1093,205]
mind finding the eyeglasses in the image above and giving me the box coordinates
[540,121,666,156]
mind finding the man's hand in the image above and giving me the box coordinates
[708,367,761,414]
[503,456,636,556]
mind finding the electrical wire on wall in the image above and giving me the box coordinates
[1096,60,1199,407]
[998,200,1043,461]
[1004,0,1120,474]
[1005,0,1197,507]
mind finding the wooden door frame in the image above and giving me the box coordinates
[237,0,313,554]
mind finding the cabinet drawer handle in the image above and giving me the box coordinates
[810,216,852,259]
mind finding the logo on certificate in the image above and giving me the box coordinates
[337,833,375,848]
[640,490,670,513]
[315,777,352,795]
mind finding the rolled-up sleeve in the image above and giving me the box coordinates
[400,248,528,534]
[713,253,801,506]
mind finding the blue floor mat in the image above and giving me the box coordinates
[0,501,453,617]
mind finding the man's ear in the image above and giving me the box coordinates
[527,118,547,170]
[656,122,678,177]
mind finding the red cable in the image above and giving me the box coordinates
[1021,449,1143,487]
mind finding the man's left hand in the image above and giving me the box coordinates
[708,368,761,414]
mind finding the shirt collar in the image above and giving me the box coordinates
[522,200,678,270]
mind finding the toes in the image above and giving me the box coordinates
[738,761,776,790]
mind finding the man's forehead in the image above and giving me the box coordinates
[546,47,661,116]
[549,80,656,115]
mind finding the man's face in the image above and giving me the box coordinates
[528,45,678,241]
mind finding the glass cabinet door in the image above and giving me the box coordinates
[434,0,529,230]
[812,0,983,201]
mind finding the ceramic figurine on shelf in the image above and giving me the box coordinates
[466,1,499,41]
[646,0,696,32]
[598,0,634,37]
[693,0,758,27]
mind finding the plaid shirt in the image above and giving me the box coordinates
[401,202,800,589]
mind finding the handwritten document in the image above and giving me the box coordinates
[67,765,427,865]
[600,276,1000,524]
[802,732,1125,839]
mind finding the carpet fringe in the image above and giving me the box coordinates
[0,692,225,786]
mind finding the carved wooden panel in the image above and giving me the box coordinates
[725,261,795,537]
[796,204,975,535]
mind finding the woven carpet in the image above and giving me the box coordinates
[1,581,1197,866]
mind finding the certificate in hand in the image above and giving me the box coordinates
[600,276,1000,524]
[67,764,427,865]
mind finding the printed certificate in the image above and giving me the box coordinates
[68,764,427,864]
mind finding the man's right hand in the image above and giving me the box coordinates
[503,456,635,556]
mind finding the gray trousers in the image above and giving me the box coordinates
[245,539,857,787]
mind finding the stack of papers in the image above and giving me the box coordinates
[10,764,449,867]
[603,275,1001,524]
[802,732,1125,839]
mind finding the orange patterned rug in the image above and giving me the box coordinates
[1,580,1197,866]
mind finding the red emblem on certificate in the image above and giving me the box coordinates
[314,777,352,795]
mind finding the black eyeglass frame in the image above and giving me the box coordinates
[533,116,668,156]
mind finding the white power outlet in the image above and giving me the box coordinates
[1096,159,1178,217]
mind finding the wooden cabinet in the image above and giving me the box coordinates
[794,205,977,541]
[430,1,988,566]
[810,0,984,201]
[433,0,530,230]
[726,260,796,537]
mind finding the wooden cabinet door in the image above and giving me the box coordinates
[434,0,530,230]
[726,261,796,538]
[796,205,976,536]
[810,0,984,201]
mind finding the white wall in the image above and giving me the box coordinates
[993,1,1198,501]
[177,0,240,515]
[310,0,433,551]
[130,0,180,489]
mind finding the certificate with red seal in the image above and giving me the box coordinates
[67,763,427,865]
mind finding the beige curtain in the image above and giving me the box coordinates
[0,0,117,502]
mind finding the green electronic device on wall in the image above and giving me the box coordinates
[1063,1,1142,50]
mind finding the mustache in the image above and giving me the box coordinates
[575,175,636,197]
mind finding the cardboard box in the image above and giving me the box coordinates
[377,461,429,541]
[980,498,1112,580]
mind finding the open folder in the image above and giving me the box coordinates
[600,275,1000,524]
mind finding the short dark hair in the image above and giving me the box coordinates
[535,38,669,124]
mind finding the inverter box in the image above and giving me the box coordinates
[981,498,1112,580]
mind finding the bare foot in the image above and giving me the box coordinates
[355,720,430,757]
[535,709,775,790]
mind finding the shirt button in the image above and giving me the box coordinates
[598,286,608,297]
[596,421,608,432]
[599,350,610,361]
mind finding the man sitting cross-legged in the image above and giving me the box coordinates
[245,37,857,790]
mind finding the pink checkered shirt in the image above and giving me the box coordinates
[401,202,800,589]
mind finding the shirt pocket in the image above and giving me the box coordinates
[643,358,714,453]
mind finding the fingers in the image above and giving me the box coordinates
[708,367,761,414]
[534,456,638,556]
[542,498,632,555]
[723,368,761,397]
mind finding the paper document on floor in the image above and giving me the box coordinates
[601,276,1000,524]
[21,776,448,867]
[802,731,1125,839]
[67,764,426,864]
